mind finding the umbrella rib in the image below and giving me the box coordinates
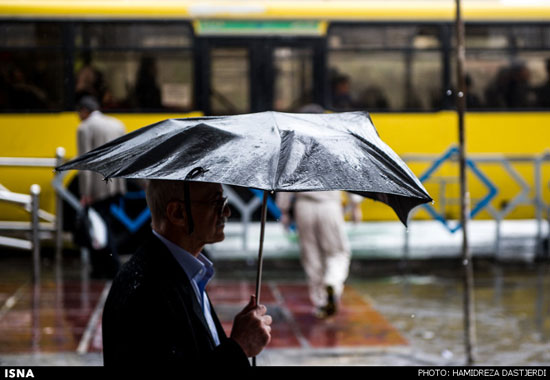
[270,112,283,191]
[351,131,430,199]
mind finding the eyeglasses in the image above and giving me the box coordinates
[190,196,229,216]
[170,195,229,221]
[209,196,229,216]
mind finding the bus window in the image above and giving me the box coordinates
[273,47,313,112]
[210,48,250,115]
[75,23,192,49]
[0,22,64,111]
[328,25,442,112]
[456,24,550,109]
[74,51,194,111]
[525,55,550,108]
[514,25,550,109]
[74,22,194,111]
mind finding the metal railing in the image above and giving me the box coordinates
[0,182,42,283]
[0,148,84,282]
[402,147,550,258]
[217,148,550,257]
[2,146,549,266]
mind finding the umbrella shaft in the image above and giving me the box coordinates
[253,190,269,368]
[255,190,269,305]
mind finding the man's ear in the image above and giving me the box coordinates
[165,201,187,228]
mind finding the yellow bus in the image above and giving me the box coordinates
[1,0,549,224]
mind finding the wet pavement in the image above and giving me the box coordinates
[354,267,550,366]
[0,220,549,366]
[0,259,410,366]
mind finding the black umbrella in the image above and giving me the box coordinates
[57,110,431,303]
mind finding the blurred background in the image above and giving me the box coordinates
[0,0,549,367]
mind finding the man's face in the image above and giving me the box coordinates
[188,182,230,245]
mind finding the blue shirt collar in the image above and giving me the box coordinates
[152,229,215,291]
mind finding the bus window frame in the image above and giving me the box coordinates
[2,18,549,114]
[72,20,195,113]
[327,20,550,113]
[327,21,450,113]
[194,36,327,114]
[456,21,550,112]
[0,20,67,113]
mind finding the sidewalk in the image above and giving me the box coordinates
[0,219,546,366]
[0,277,445,366]
[209,219,544,262]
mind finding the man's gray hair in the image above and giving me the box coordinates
[145,179,187,223]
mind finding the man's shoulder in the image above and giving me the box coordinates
[116,236,165,281]
[104,235,191,319]
[101,112,125,128]
[104,239,164,313]
[87,111,125,133]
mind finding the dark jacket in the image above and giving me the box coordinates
[101,234,250,367]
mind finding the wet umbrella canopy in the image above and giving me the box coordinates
[57,111,431,225]
[57,110,431,365]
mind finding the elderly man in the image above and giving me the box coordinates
[102,180,272,366]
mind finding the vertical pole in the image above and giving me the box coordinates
[535,156,543,253]
[30,184,41,285]
[55,147,65,269]
[547,182,550,259]
[31,184,42,352]
[252,190,269,367]
[54,148,66,346]
[494,219,502,259]
[32,277,41,353]
[455,0,477,366]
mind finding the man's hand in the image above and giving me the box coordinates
[230,295,272,357]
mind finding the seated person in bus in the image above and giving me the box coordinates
[535,59,550,108]
[7,66,49,110]
[75,54,107,104]
[507,62,534,108]
[465,75,483,109]
[485,62,534,109]
[358,86,389,110]
[331,73,354,110]
[134,56,162,109]
[485,67,509,108]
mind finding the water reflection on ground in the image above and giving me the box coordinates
[353,263,550,366]
[0,251,549,366]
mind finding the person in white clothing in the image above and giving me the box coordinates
[76,96,126,278]
[276,103,362,318]
[277,190,361,318]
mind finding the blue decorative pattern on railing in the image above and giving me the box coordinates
[419,146,498,233]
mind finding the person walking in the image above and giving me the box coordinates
[275,104,361,318]
[277,190,359,318]
[76,95,126,278]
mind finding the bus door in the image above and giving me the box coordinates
[195,37,326,115]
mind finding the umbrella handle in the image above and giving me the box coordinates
[252,190,269,367]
